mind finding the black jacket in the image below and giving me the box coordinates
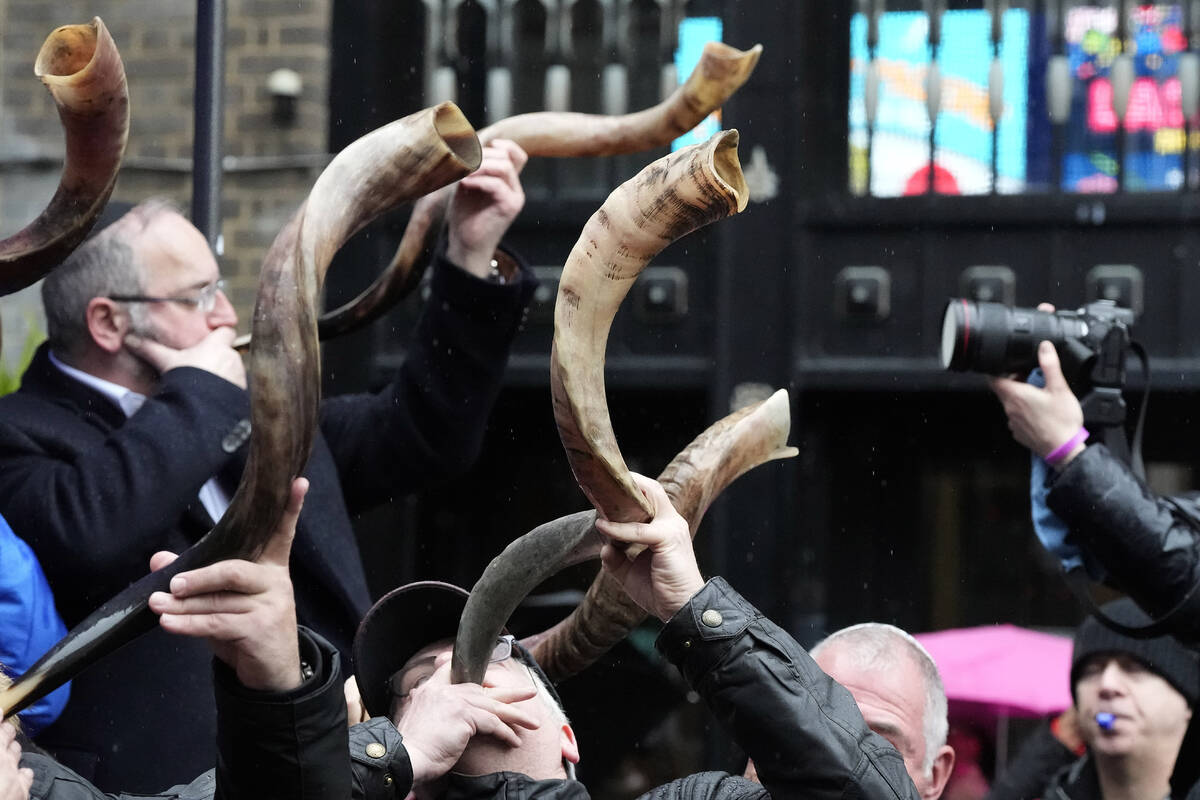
[984,722,1076,800]
[0,254,535,792]
[1041,751,1200,800]
[346,579,921,800]
[21,627,349,800]
[1046,444,1200,644]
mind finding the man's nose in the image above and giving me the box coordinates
[207,285,238,328]
[1097,661,1127,695]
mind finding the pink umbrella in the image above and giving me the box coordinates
[915,624,1073,719]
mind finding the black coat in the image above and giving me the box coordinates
[0,256,535,792]
[22,627,349,800]
[348,579,922,800]
[1046,443,1200,644]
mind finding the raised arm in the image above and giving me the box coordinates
[597,474,922,800]
[147,478,350,800]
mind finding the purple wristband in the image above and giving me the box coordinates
[1044,427,1089,466]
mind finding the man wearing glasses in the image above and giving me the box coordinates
[0,140,535,793]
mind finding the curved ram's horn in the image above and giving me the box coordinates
[452,390,796,685]
[316,41,762,340]
[0,103,481,722]
[553,128,748,523]
[0,17,128,295]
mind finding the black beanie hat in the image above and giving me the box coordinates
[1070,597,1200,707]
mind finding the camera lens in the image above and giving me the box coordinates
[940,299,1084,375]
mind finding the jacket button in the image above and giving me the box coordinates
[221,418,252,453]
[701,609,723,628]
[366,742,387,759]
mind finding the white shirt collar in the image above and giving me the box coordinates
[48,349,146,418]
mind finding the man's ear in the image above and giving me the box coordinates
[924,745,955,800]
[560,724,580,766]
[85,297,129,354]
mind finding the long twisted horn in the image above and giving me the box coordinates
[0,18,128,294]
[452,390,795,685]
[447,129,753,685]
[553,128,747,522]
[0,102,481,721]
[317,41,762,340]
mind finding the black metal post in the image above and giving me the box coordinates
[193,0,226,250]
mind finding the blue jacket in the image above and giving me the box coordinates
[0,515,69,735]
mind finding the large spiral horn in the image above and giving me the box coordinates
[553,128,747,523]
[0,17,128,295]
[317,41,762,340]
[452,390,795,685]
[0,102,481,721]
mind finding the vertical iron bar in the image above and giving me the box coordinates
[193,0,226,251]
[1115,0,1127,192]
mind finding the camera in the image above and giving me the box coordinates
[940,299,1135,389]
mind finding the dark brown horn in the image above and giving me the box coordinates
[451,390,795,685]
[0,103,481,722]
[0,17,128,294]
[313,41,762,341]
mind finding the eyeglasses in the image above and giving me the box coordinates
[109,279,227,314]
[387,634,518,701]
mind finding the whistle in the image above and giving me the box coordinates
[1096,712,1116,730]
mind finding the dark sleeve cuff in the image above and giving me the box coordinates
[430,238,538,338]
[655,577,757,684]
[350,718,413,799]
[213,627,350,800]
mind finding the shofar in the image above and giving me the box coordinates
[452,390,796,685]
[0,18,128,296]
[0,102,481,722]
[553,129,747,523]
[318,41,762,339]
[449,128,775,685]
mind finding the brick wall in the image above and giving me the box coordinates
[0,0,331,365]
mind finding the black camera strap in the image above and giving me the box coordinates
[1091,341,1149,481]
[1066,341,1174,639]
[1064,566,1200,641]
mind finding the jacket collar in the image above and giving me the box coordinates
[442,771,588,800]
[20,343,127,430]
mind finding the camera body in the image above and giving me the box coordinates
[941,298,1134,385]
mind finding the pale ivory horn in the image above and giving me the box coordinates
[0,103,481,722]
[0,18,128,295]
[317,41,762,339]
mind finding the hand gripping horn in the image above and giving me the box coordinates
[0,103,481,721]
[317,40,762,340]
[448,128,769,685]
[451,390,796,685]
[0,18,128,295]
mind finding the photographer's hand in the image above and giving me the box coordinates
[989,340,1085,467]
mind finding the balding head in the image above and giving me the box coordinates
[813,623,954,800]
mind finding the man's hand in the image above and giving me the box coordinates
[125,327,247,389]
[594,473,706,622]
[0,724,32,800]
[394,659,540,785]
[147,478,308,691]
[445,140,528,278]
[989,340,1085,466]
[344,676,370,727]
